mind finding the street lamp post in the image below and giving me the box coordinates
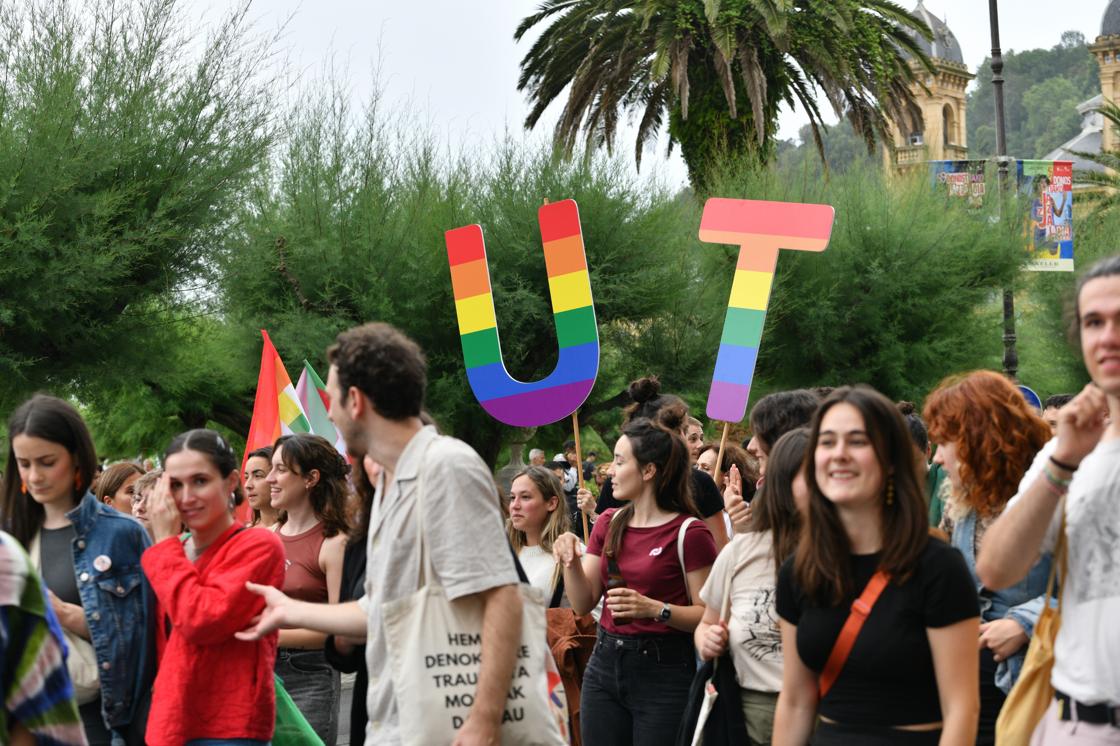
[989,0,1018,380]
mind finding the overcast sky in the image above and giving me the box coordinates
[196,0,1114,187]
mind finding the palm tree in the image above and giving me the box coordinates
[516,0,934,188]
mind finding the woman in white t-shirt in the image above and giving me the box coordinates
[507,466,572,605]
[695,428,810,744]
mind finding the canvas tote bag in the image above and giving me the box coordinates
[381,440,567,745]
[995,501,1068,746]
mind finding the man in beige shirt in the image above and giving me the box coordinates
[239,322,522,746]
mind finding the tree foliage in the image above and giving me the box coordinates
[515,0,933,189]
[0,0,278,429]
[968,31,1098,159]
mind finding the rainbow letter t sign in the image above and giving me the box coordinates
[700,198,835,423]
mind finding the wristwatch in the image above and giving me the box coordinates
[655,603,671,623]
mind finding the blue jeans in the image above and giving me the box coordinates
[275,648,339,745]
[580,629,696,746]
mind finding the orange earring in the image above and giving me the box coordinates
[20,480,27,495]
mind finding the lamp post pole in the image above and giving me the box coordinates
[989,0,1018,380]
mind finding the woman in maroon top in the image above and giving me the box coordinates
[143,429,285,745]
[266,433,349,745]
[554,417,717,746]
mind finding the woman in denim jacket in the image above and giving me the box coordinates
[2,394,154,745]
[924,371,1053,746]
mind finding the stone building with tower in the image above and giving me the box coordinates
[1043,0,1120,179]
[883,1,974,170]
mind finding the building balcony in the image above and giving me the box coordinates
[890,142,970,168]
[943,143,969,160]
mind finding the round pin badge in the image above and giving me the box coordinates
[93,555,112,572]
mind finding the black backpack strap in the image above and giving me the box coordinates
[548,573,565,609]
[507,541,531,584]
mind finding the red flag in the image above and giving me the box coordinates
[239,330,282,523]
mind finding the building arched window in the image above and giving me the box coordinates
[943,104,958,146]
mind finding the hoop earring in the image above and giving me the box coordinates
[20,480,27,495]
[886,478,895,507]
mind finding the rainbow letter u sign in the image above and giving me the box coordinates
[445,200,599,427]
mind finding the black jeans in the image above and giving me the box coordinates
[580,629,696,746]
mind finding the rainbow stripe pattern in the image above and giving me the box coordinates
[445,199,599,427]
[699,198,835,423]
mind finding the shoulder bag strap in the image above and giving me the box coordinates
[412,437,440,588]
[548,573,565,609]
[818,569,891,699]
[676,516,699,604]
[1048,496,1068,613]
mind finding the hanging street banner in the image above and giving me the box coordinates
[929,159,1075,272]
[1018,160,1074,272]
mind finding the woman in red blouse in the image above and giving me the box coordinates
[142,429,285,746]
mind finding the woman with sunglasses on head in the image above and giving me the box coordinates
[2,394,154,745]
[142,429,285,746]
[129,468,161,540]
[555,417,717,746]
[266,433,349,745]
[773,387,980,746]
[923,371,1053,744]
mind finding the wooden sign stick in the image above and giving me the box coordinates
[713,421,730,490]
[572,410,589,540]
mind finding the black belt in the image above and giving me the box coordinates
[1056,690,1120,727]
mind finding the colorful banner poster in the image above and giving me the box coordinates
[930,159,987,208]
[1018,160,1074,272]
[928,159,1074,272]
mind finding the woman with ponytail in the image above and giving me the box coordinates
[554,417,718,746]
[588,376,730,548]
[265,432,349,745]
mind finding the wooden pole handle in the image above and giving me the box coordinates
[572,411,589,540]
[713,421,730,488]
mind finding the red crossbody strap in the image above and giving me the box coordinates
[818,570,891,699]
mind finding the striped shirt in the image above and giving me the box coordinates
[0,530,86,745]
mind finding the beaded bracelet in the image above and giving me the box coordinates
[1043,465,1072,490]
[1039,472,1068,499]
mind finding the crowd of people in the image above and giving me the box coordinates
[0,252,1116,745]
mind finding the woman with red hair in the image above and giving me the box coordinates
[924,371,1052,745]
